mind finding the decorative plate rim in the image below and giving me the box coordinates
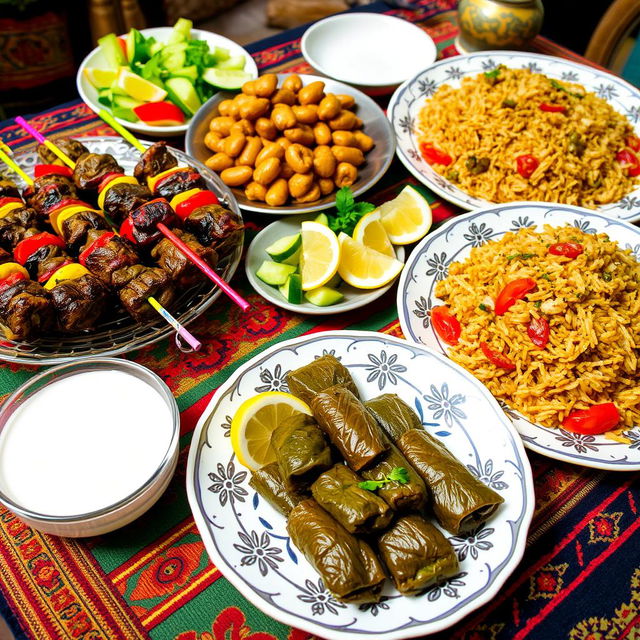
[397,201,640,471]
[186,330,535,640]
[387,50,640,223]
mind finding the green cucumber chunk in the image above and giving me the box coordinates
[256,261,296,286]
[164,77,201,116]
[304,286,344,306]
[314,213,329,226]
[98,33,127,70]
[215,54,247,71]
[126,28,147,64]
[202,68,253,89]
[112,94,143,109]
[97,88,112,107]
[173,17,192,39]
[265,233,301,263]
[278,273,303,303]
[168,65,198,81]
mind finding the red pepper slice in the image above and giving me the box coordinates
[430,305,461,345]
[527,316,550,349]
[516,154,539,179]
[616,148,640,177]
[480,342,516,371]
[14,232,66,265]
[133,102,186,126]
[0,271,27,293]
[175,190,220,220]
[98,172,125,194]
[625,135,640,152]
[562,402,620,435]
[495,278,537,315]
[548,242,584,259]
[119,218,136,244]
[79,232,116,266]
[419,142,453,166]
[0,197,22,209]
[37,259,72,283]
[34,164,74,179]
[539,103,567,113]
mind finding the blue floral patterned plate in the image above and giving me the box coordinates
[186,331,534,639]
[388,51,640,223]
[397,202,640,471]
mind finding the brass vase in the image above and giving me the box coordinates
[457,0,544,53]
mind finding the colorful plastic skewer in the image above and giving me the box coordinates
[0,140,202,352]
[17,116,251,312]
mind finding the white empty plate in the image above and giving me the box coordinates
[301,14,437,93]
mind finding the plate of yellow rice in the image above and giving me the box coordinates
[397,202,640,470]
[388,52,640,222]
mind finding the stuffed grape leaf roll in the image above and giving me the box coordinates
[365,394,423,441]
[311,464,393,534]
[287,499,386,603]
[272,413,332,492]
[311,386,388,471]
[360,442,428,513]
[287,354,359,405]
[249,463,303,516]
[377,514,459,594]
[397,429,504,534]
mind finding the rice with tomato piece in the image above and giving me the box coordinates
[417,66,639,208]
[434,225,640,435]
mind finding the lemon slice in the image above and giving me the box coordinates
[84,68,117,89]
[230,392,311,470]
[352,210,394,257]
[300,221,340,291]
[378,185,432,245]
[116,68,167,102]
[337,232,404,289]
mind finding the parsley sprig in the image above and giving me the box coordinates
[550,79,584,99]
[358,467,410,492]
[327,187,375,236]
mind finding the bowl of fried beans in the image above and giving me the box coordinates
[186,73,395,214]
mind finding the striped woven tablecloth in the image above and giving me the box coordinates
[0,2,639,639]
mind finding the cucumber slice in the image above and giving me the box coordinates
[173,17,192,39]
[265,233,301,263]
[97,88,112,107]
[168,65,198,81]
[113,94,144,109]
[162,50,187,71]
[202,68,253,90]
[278,273,303,303]
[210,46,231,63]
[149,40,163,56]
[256,261,296,286]
[164,77,201,116]
[215,54,247,71]
[98,33,127,70]
[304,286,344,306]
[314,213,329,226]
[111,105,139,123]
[126,28,147,64]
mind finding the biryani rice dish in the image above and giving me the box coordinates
[417,66,640,208]
[434,225,640,435]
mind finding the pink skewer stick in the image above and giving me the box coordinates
[157,223,250,312]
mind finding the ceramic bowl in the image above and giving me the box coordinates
[77,27,258,137]
[301,13,437,95]
[0,358,180,537]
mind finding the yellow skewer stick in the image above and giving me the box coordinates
[0,146,33,186]
[98,109,146,154]
[13,117,76,169]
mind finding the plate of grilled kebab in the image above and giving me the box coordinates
[187,331,534,640]
[0,135,244,364]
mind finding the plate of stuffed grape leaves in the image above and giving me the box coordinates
[0,136,243,364]
[186,331,534,639]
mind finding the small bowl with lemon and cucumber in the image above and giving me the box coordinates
[77,19,258,136]
[245,186,432,314]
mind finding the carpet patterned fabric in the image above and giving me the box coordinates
[0,2,638,639]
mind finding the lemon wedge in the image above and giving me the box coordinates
[378,185,432,245]
[84,68,117,89]
[300,221,340,291]
[337,233,404,289]
[116,68,167,102]
[230,392,311,470]
[352,210,395,257]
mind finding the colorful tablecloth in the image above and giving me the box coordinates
[0,2,639,639]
